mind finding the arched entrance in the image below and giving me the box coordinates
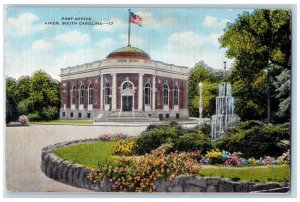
[120,81,135,111]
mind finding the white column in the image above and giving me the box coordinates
[100,74,103,110]
[152,76,156,110]
[112,73,117,110]
[138,73,143,111]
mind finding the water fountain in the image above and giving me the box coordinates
[211,62,240,140]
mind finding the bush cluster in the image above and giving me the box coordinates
[215,120,290,158]
[133,122,212,155]
[88,144,202,192]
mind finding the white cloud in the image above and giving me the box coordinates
[5,46,100,80]
[150,31,231,69]
[167,31,206,50]
[31,40,53,51]
[54,31,90,45]
[202,16,231,28]
[7,12,48,36]
[93,18,126,32]
[96,38,115,48]
[136,12,175,28]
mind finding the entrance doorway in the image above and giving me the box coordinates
[122,96,133,111]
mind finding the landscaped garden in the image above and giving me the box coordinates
[53,121,290,192]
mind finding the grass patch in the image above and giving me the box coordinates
[31,120,93,125]
[54,141,115,169]
[199,165,290,183]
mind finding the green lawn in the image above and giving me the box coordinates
[31,120,93,125]
[199,165,290,183]
[53,141,115,168]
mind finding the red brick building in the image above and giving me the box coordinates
[59,46,189,121]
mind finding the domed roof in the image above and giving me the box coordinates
[106,46,150,60]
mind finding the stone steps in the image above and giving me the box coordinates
[95,111,152,122]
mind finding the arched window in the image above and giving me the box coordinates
[104,82,111,105]
[122,81,133,90]
[71,85,76,105]
[79,84,84,105]
[88,83,93,105]
[163,83,169,105]
[144,82,151,105]
[174,85,179,106]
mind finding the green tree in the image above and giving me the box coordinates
[6,77,19,123]
[220,9,291,122]
[6,70,60,122]
[188,61,223,118]
[273,68,290,121]
[26,70,60,120]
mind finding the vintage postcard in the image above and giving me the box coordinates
[4,6,292,194]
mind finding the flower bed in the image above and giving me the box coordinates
[200,149,290,167]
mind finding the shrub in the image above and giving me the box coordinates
[41,106,59,120]
[18,115,29,125]
[133,125,183,155]
[99,133,129,141]
[259,156,276,166]
[205,149,223,165]
[172,133,211,153]
[99,134,112,141]
[277,150,290,165]
[88,144,202,192]
[225,152,243,167]
[112,139,136,156]
[182,123,211,137]
[28,113,41,121]
[215,120,290,158]
[248,157,258,166]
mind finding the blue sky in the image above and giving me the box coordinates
[5,7,253,80]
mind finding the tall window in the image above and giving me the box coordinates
[71,85,76,104]
[104,82,111,104]
[62,92,66,104]
[174,85,179,106]
[79,84,84,105]
[163,83,169,105]
[88,83,93,105]
[144,82,151,105]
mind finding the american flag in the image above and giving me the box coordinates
[130,12,142,26]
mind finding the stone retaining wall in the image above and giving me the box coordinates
[41,139,289,193]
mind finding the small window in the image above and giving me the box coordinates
[159,114,163,120]
[78,113,81,118]
[70,112,73,117]
[62,112,65,117]
[176,113,180,119]
[148,114,151,117]
[166,114,169,118]
[87,113,91,118]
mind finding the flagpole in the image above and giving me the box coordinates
[128,9,131,47]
